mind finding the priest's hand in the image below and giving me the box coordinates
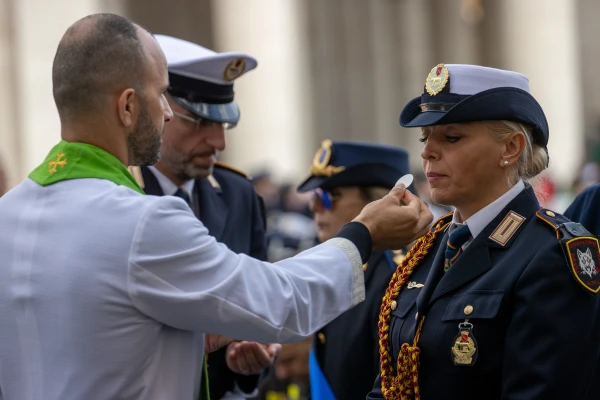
[353,184,433,250]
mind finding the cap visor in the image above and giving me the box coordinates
[296,176,329,192]
[173,97,240,124]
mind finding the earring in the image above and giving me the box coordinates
[503,161,509,167]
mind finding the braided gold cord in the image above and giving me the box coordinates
[378,218,451,400]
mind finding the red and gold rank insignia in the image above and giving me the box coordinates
[425,63,449,96]
[562,237,600,294]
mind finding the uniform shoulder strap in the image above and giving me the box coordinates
[214,161,250,180]
[536,208,600,295]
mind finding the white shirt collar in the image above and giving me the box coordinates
[147,166,195,202]
[451,179,525,240]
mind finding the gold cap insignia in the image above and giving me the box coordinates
[223,58,247,82]
[310,139,345,177]
[425,63,450,96]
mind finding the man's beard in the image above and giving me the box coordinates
[161,143,216,182]
[127,99,163,166]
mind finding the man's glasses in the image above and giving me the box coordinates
[173,111,236,131]
[311,188,340,210]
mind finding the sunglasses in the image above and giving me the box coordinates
[311,188,340,210]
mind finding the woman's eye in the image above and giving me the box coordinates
[419,137,427,143]
[446,136,461,143]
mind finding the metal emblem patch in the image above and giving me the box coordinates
[310,139,345,177]
[489,211,526,246]
[562,237,600,294]
[452,321,478,366]
[425,63,449,96]
[223,58,247,82]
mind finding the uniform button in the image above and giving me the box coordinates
[318,332,326,345]
[362,263,368,271]
[415,312,419,320]
[545,210,556,217]
[464,305,474,315]
[391,300,397,311]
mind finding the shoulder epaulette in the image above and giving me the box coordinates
[214,161,250,180]
[537,208,600,295]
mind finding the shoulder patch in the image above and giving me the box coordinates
[537,209,600,295]
[562,237,600,294]
[214,161,250,179]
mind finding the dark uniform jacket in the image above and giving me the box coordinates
[368,186,600,400]
[140,164,268,398]
[565,183,600,237]
[564,182,600,400]
[313,250,396,400]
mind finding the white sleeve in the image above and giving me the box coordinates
[127,197,365,344]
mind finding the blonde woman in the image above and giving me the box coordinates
[369,64,600,400]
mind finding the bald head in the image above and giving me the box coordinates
[52,13,154,120]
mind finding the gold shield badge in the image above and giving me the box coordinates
[223,58,247,82]
[425,63,449,96]
[451,321,478,366]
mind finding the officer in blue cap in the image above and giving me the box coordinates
[296,139,415,400]
[133,35,277,400]
[368,64,600,400]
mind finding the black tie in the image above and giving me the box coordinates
[173,187,191,206]
[444,224,472,272]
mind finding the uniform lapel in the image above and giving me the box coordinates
[140,166,164,196]
[428,185,540,305]
[429,235,492,303]
[195,176,228,241]
[416,232,449,316]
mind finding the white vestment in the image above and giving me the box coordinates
[0,178,365,400]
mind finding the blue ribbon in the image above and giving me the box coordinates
[309,349,336,400]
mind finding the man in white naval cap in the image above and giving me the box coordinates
[136,34,274,399]
[0,14,433,400]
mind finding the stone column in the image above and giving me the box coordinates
[493,0,583,187]
[1,0,125,184]
[0,0,22,187]
[211,0,314,182]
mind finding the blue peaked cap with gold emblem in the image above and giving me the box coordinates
[297,140,412,192]
[400,64,549,148]
[155,35,257,125]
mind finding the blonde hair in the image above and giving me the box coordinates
[486,120,548,186]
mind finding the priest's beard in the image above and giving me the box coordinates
[127,97,163,166]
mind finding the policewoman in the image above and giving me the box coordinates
[297,140,415,400]
[368,64,600,399]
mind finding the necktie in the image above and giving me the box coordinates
[444,224,472,272]
[173,187,191,205]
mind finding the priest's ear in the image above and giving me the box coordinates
[117,88,138,128]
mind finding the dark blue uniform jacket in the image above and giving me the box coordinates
[368,186,600,400]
